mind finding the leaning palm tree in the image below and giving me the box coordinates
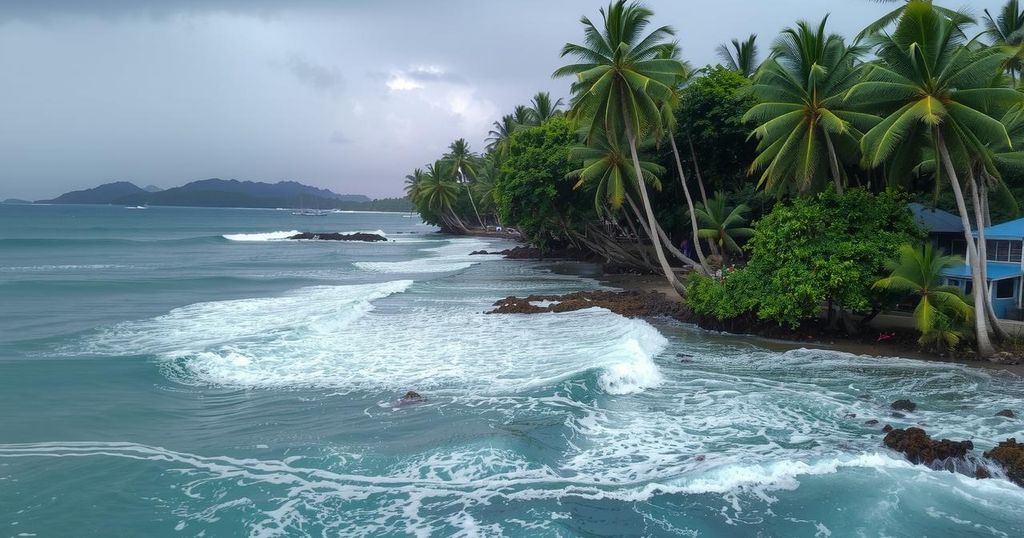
[874,243,974,350]
[404,168,426,202]
[745,17,877,196]
[717,34,760,77]
[444,139,485,229]
[554,0,690,296]
[984,0,1024,84]
[693,193,753,264]
[527,92,565,124]
[848,0,1020,355]
[420,160,465,232]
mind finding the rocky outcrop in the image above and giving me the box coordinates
[883,427,974,465]
[891,399,917,412]
[984,439,1024,487]
[289,232,387,242]
[996,409,1016,418]
[399,391,426,405]
[488,290,686,319]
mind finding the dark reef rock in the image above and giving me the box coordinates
[882,424,894,433]
[488,290,686,319]
[891,412,906,419]
[497,245,588,260]
[891,399,917,412]
[984,438,1024,487]
[865,419,879,426]
[289,232,387,242]
[996,409,1016,419]
[469,250,491,255]
[883,427,974,466]
[399,391,426,405]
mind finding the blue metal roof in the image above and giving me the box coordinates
[941,262,1024,281]
[981,217,1024,240]
[909,203,965,234]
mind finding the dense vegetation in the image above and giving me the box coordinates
[406,0,1024,356]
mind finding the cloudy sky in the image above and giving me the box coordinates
[0,0,1005,200]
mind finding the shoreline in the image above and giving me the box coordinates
[531,260,1024,376]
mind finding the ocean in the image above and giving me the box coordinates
[1,204,1023,537]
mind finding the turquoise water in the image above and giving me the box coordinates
[2,204,1024,537]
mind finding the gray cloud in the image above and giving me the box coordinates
[0,0,1009,201]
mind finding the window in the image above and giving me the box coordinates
[997,279,1016,300]
[986,240,1023,263]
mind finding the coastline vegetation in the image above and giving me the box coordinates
[406,0,1024,357]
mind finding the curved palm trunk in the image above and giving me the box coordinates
[669,135,711,273]
[622,110,686,298]
[937,132,995,356]
[969,174,1010,341]
[688,136,710,206]
[625,192,702,270]
[823,130,845,195]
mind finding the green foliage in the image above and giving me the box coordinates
[693,192,753,260]
[495,116,589,247]
[674,65,757,192]
[687,189,925,327]
[874,243,973,350]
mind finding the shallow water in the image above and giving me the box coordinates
[1,204,1023,537]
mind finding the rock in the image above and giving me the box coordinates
[984,438,1024,487]
[399,391,426,405]
[988,352,1022,365]
[996,409,1016,419]
[488,290,686,319]
[891,399,917,412]
[694,455,706,462]
[469,250,491,255]
[882,424,894,433]
[883,427,974,466]
[289,232,387,242]
[891,412,906,419]
[845,413,857,419]
[975,465,992,480]
[865,419,879,426]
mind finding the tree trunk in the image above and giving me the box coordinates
[823,130,844,195]
[969,172,1009,342]
[460,170,485,230]
[937,132,995,356]
[625,191,701,271]
[669,135,711,273]
[688,135,710,206]
[622,107,686,298]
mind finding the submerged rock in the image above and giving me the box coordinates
[883,427,974,466]
[289,232,387,242]
[984,438,1024,487]
[882,424,894,433]
[469,250,491,255]
[488,290,685,318]
[399,391,426,405]
[996,409,1016,419]
[865,419,879,426]
[891,399,917,412]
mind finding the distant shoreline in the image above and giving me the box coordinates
[0,202,414,214]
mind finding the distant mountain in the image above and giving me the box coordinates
[142,185,164,192]
[36,178,397,211]
[2,198,31,204]
[37,181,147,204]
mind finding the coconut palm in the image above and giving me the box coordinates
[874,243,974,350]
[404,168,426,202]
[859,0,974,39]
[848,0,1020,355]
[486,114,519,161]
[527,92,565,124]
[984,0,1024,84]
[693,193,753,264]
[444,138,485,229]
[419,160,465,232]
[745,17,878,196]
[717,34,760,77]
[554,0,690,295]
[512,105,535,127]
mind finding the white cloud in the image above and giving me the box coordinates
[386,74,422,91]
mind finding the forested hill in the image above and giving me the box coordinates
[35,179,411,211]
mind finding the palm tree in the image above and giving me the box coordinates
[473,155,501,224]
[874,243,974,350]
[444,139,485,229]
[527,92,565,124]
[693,193,753,264]
[554,0,690,296]
[486,114,519,161]
[717,34,760,77]
[404,168,426,202]
[745,17,877,196]
[419,160,465,232]
[512,105,535,127]
[984,0,1024,84]
[848,0,1020,355]
[859,0,974,39]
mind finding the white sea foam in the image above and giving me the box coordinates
[222,230,301,241]
[353,238,500,274]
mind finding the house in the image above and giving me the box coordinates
[918,206,1024,320]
